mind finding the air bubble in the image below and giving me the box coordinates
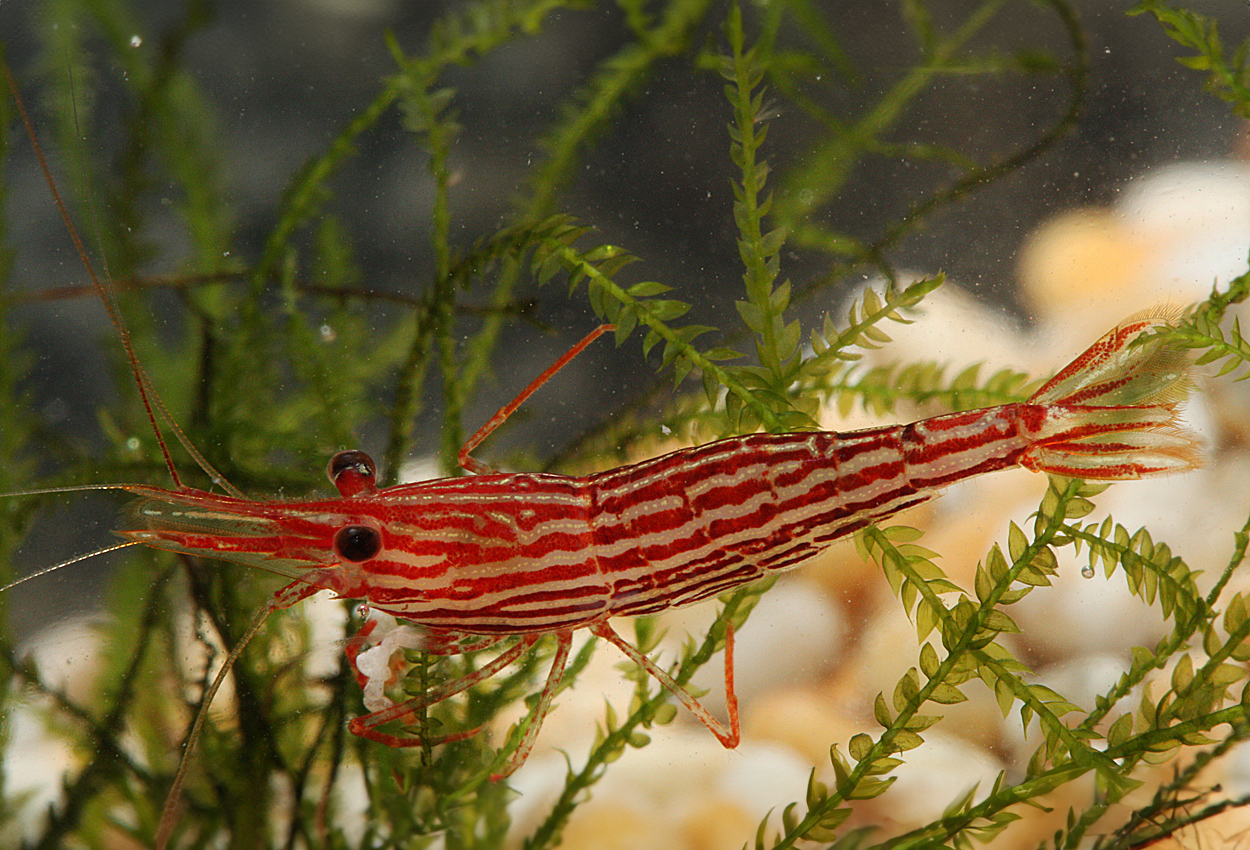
[129,35,142,48]
[126,436,140,451]
[1081,565,1095,579]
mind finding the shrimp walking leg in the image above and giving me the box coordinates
[591,620,740,748]
[458,324,614,474]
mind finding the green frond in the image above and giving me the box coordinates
[1130,0,1250,119]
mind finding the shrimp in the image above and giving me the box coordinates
[1,57,1202,850]
[121,307,1201,756]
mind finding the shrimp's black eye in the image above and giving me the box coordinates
[328,450,377,498]
[334,525,382,562]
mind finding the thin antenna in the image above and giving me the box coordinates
[1,59,245,499]
[155,603,273,850]
[0,541,145,593]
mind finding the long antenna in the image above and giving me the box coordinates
[155,603,274,850]
[1,59,245,498]
[0,540,145,593]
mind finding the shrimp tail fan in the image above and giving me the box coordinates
[1019,308,1203,480]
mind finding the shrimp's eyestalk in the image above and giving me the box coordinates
[329,450,379,497]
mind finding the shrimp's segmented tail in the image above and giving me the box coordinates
[1020,309,1203,480]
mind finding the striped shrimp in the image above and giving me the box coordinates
[116,307,1203,816]
[2,59,1202,849]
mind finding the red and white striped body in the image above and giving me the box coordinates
[124,403,1064,634]
[587,406,1039,620]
